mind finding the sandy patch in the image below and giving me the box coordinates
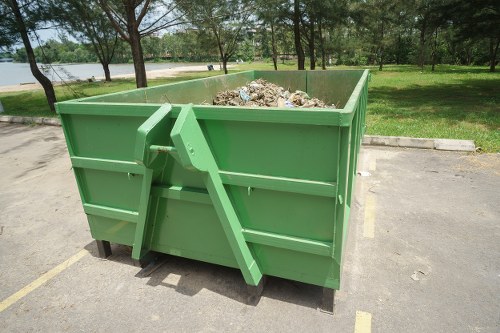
[0,64,232,93]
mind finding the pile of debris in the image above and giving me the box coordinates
[213,79,336,109]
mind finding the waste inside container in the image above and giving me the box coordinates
[57,69,369,294]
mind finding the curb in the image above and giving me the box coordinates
[0,115,476,152]
[0,115,61,126]
[362,135,475,152]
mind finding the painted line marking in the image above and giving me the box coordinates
[354,310,372,333]
[0,249,88,313]
[363,194,375,238]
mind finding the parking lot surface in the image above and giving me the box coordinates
[1,123,499,332]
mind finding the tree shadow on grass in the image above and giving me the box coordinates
[368,78,500,131]
[370,65,496,75]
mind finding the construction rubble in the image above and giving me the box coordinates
[213,79,336,109]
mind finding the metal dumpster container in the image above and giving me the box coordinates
[56,69,368,294]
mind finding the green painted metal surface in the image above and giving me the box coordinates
[57,70,369,290]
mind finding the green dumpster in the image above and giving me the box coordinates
[57,70,368,294]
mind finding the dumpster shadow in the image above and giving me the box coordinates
[84,241,324,309]
[140,254,324,310]
[84,242,142,267]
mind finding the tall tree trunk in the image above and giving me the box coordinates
[222,56,228,74]
[431,29,438,72]
[396,33,401,65]
[125,5,147,88]
[10,0,56,113]
[102,62,112,81]
[378,48,384,71]
[308,13,315,70]
[214,30,228,74]
[128,28,147,87]
[489,38,499,72]
[293,0,305,70]
[318,19,326,70]
[418,15,427,69]
[270,21,278,71]
[378,21,384,71]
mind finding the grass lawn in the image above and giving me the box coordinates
[0,62,498,152]
[367,65,499,152]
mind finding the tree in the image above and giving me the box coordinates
[353,0,398,70]
[98,0,185,87]
[0,0,57,112]
[176,0,255,74]
[292,0,305,70]
[256,0,284,70]
[442,0,500,72]
[49,0,118,81]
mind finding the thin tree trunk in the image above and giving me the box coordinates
[489,38,499,72]
[293,0,305,70]
[213,29,228,74]
[318,19,326,70]
[270,21,278,71]
[10,0,56,112]
[308,13,315,70]
[418,15,427,69]
[378,21,384,71]
[431,29,438,72]
[396,33,401,65]
[378,49,384,71]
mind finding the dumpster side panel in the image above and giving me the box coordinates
[88,215,136,246]
[81,71,254,104]
[150,197,238,268]
[62,114,149,161]
[254,245,340,289]
[306,70,364,108]
[201,120,340,181]
[59,105,153,248]
[76,168,143,211]
[229,187,336,242]
[254,70,307,92]
[143,71,255,104]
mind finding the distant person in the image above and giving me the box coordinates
[207,64,214,71]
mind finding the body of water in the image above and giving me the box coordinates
[0,62,202,86]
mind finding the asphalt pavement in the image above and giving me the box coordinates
[1,123,499,332]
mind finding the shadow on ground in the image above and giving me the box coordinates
[83,241,324,310]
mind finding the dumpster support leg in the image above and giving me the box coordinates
[246,275,267,305]
[320,288,335,314]
[96,240,111,258]
[170,104,263,287]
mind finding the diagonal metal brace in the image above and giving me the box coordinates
[170,104,263,286]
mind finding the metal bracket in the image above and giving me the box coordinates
[170,104,264,286]
[131,105,172,260]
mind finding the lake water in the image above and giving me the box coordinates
[0,62,202,86]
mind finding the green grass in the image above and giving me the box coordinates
[367,65,499,152]
[1,63,498,151]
